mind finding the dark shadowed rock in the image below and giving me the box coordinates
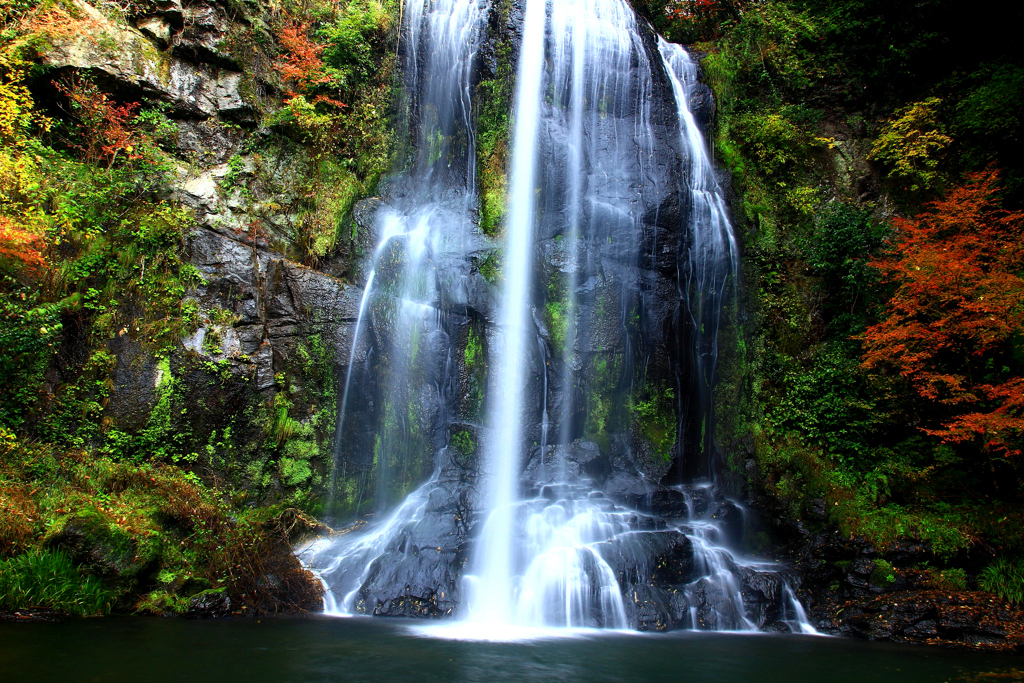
[186,590,232,618]
[835,590,1024,654]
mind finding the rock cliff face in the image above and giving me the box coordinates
[35,0,377,507]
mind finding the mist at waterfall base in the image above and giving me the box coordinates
[301,0,814,636]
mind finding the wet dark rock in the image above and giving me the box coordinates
[691,578,745,631]
[0,609,67,622]
[834,590,1024,654]
[740,569,786,627]
[348,468,469,618]
[710,500,744,547]
[105,335,162,432]
[635,488,689,518]
[186,590,232,619]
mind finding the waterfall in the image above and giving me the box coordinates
[302,0,486,615]
[460,0,547,627]
[658,38,741,481]
[462,0,650,630]
[302,0,818,637]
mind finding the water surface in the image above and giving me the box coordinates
[0,616,1015,682]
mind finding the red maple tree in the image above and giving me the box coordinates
[277,22,332,96]
[861,168,1024,455]
[0,217,45,270]
[54,76,142,166]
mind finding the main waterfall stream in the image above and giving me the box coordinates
[301,0,815,636]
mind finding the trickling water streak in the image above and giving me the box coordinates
[327,268,375,515]
[658,39,740,478]
[783,585,820,635]
[553,0,586,449]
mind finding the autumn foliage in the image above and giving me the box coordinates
[861,168,1024,455]
[54,76,142,166]
[0,216,44,269]
[277,22,333,95]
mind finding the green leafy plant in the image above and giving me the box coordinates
[0,549,112,616]
[927,567,967,591]
[979,558,1024,606]
[869,97,952,193]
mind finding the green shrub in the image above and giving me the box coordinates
[280,457,312,487]
[767,344,881,464]
[869,97,952,192]
[804,203,887,334]
[0,549,112,616]
[869,558,897,588]
[632,386,677,462]
[450,429,474,457]
[927,567,967,591]
[979,558,1024,606]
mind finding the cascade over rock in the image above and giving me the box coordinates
[300,0,815,633]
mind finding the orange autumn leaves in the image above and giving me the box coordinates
[54,76,143,167]
[0,218,44,269]
[276,22,345,109]
[861,168,1024,455]
[278,23,332,94]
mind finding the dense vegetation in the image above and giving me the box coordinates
[635,0,1024,604]
[0,0,399,615]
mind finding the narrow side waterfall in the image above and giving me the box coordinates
[302,0,486,615]
[658,38,741,482]
[301,0,818,636]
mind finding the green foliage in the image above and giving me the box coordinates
[0,289,61,429]
[869,558,896,588]
[450,429,474,457]
[318,0,391,92]
[585,354,622,450]
[952,61,1024,202]
[543,271,570,352]
[464,327,482,370]
[954,63,1024,154]
[280,455,313,487]
[136,588,190,615]
[0,549,112,616]
[545,300,568,353]
[928,567,967,591]
[475,10,514,237]
[803,202,886,333]
[734,109,813,179]
[477,251,502,284]
[979,558,1024,606]
[767,344,881,463]
[632,385,677,462]
[754,434,974,556]
[869,97,952,193]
